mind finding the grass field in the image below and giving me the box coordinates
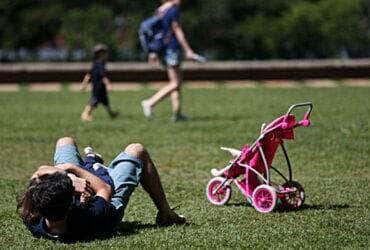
[0,85,369,248]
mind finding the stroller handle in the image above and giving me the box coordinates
[285,102,313,127]
[286,102,313,116]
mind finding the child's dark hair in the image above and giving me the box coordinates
[17,172,74,224]
[93,44,108,59]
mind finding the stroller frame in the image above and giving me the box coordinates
[207,102,313,213]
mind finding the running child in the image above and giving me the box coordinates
[81,44,119,121]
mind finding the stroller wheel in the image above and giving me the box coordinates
[206,177,231,206]
[252,185,277,213]
[281,181,305,209]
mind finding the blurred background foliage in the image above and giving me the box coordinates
[0,0,369,61]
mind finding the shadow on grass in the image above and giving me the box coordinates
[225,202,350,212]
[115,220,192,236]
[114,221,158,236]
[299,204,350,211]
[276,203,350,213]
[71,221,190,243]
[190,115,247,122]
[226,202,251,207]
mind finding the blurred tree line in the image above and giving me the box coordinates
[0,0,369,61]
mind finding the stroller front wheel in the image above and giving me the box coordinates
[206,177,232,206]
[252,185,277,213]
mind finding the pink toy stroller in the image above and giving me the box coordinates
[206,102,313,213]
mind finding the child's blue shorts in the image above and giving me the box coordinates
[54,144,142,215]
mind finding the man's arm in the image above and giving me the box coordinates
[31,165,95,202]
[172,21,194,59]
[57,163,112,201]
[31,165,65,179]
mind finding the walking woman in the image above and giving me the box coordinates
[141,0,198,122]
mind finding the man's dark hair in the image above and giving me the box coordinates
[18,172,74,223]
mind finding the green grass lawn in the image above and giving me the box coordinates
[0,86,369,248]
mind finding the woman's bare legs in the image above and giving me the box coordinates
[170,90,181,115]
[124,143,186,225]
[142,66,182,117]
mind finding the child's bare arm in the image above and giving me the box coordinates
[102,76,113,92]
[80,73,91,91]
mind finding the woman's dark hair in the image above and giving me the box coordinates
[17,172,74,224]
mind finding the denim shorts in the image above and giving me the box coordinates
[54,144,142,214]
[160,48,183,67]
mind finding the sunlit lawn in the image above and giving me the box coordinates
[0,85,368,248]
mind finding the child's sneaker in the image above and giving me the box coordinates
[84,146,94,155]
[141,100,152,118]
[156,209,186,226]
[110,111,119,119]
[171,114,189,122]
[83,147,104,164]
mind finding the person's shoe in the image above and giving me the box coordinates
[84,146,94,155]
[141,100,152,119]
[171,114,189,122]
[110,111,119,119]
[156,209,186,227]
[83,146,104,164]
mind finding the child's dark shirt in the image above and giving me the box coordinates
[91,60,107,98]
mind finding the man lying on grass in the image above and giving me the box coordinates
[17,137,185,242]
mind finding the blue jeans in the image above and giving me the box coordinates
[54,144,142,215]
